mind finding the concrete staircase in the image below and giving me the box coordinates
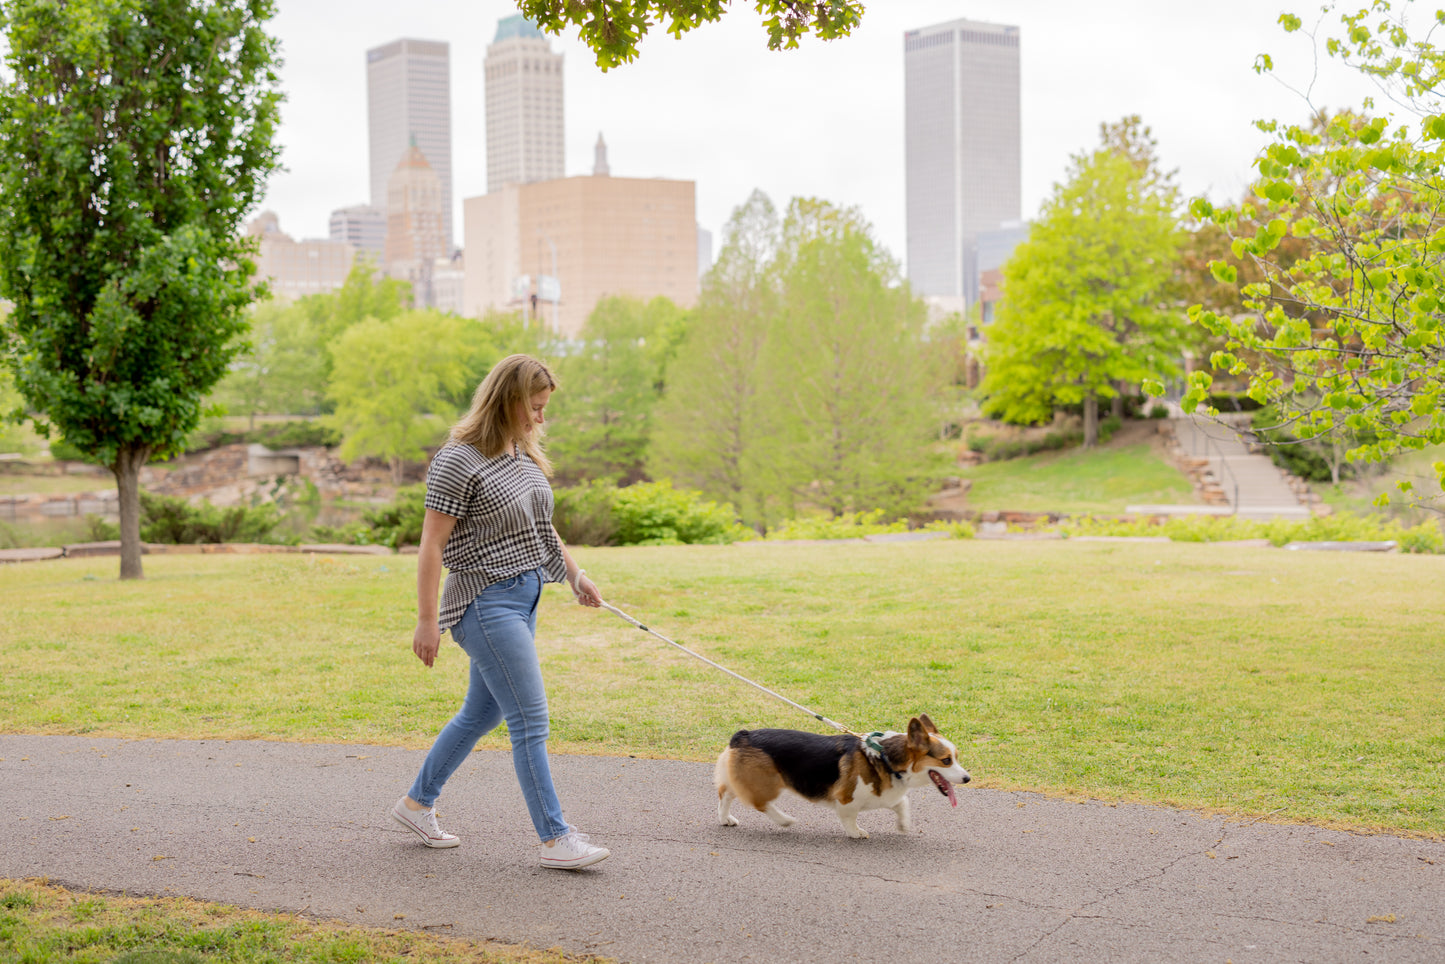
[1132,415,1314,520]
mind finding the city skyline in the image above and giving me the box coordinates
[366,38,455,251]
[263,1,1387,275]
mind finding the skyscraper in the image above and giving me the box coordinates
[329,204,386,263]
[904,18,1021,307]
[367,38,454,251]
[484,15,564,193]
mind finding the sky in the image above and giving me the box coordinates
[259,0,1391,272]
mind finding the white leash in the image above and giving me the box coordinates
[598,600,859,736]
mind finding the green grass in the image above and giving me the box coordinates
[0,472,114,497]
[0,878,598,963]
[961,440,1196,513]
[3,542,1443,837]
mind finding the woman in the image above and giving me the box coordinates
[390,354,609,870]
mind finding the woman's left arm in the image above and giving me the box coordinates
[555,526,602,607]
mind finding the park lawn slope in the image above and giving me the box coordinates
[1,542,1442,837]
[960,435,1196,514]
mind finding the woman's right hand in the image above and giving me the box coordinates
[413,621,442,668]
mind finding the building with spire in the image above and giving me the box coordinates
[593,133,610,176]
[484,15,564,192]
[385,140,447,307]
[367,38,454,252]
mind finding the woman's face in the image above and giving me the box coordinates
[519,388,552,435]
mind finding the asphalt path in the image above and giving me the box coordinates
[3,735,1442,963]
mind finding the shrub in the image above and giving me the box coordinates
[1060,511,1444,553]
[612,480,746,546]
[768,509,908,540]
[138,491,285,544]
[244,421,342,449]
[554,480,621,547]
[1099,414,1123,443]
[359,483,426,548]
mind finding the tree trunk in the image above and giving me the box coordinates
[391,455,404,486]
[1111,387,1125,420]
[1083,394,1100,448]
[112,444,149,580]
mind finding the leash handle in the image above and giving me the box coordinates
[598,600,858,736]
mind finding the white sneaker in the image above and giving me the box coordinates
[391,797,460,848]
[541,828,609,870]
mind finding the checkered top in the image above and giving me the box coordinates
[424,442,568,631]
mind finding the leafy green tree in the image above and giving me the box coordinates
[521,0,864,69]
[649,190,781,527]
[212,300,329,425]
[982,118,1186,446]
[0,0,282,578]
[1185,4,1445,502]
[764,198,943,518]
[548,295,687,486]
[326,311,474,484]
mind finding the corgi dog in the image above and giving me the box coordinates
[714,714,970,839]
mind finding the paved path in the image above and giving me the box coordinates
[4,736,1442,963]
[1171,416,1310,520]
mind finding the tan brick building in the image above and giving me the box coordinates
[462,167,698,337]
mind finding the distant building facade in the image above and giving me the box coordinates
[328,204,386,263]
[463,168,698,337]
[246,212,355,299]
[385,142,448,308]
[367,38,454,251]
[484,15,564,193]
[904,18,1021,308]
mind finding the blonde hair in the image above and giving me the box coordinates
[450,354,558,475]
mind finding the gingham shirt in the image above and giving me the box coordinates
[425,442,568,632]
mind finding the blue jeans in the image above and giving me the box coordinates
[407,568,569,841]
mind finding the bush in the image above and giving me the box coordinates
[244,421,342,449]
[359,483,426,548]
[612,480,746,546]
[1060,511,1444,553]
[138,491,285,544]
[554,480,621,547]
[1099,414,1123,443]
[965,422,1082,462]
[768,509,908,540]
[551,479,748,546]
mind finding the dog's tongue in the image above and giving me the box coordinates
[930,770,958,808]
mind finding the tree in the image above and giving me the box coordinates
[520,0,864,70]
[982,117,1186,446]
[0,0,282,578]
[649,190,781,527]
[1184,4,1445,503]
[763,198,943,518]
[211,300,329,425]
[326,311,474,484]
[547,295,687,486]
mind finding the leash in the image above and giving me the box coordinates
[598,600,860,737]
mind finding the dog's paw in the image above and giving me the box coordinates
[895,819,913,833]
[720,815,738,827]
[847,828,870,839]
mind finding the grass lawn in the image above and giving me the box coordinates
[0,471,114,497]
[0,878,591,964]
[3,540,1442,837]
[960,433,1196,514]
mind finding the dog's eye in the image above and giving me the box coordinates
[940,756,952,766]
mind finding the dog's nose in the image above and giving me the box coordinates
[961,774,971,784]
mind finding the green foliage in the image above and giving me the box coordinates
[552,479,748,546]
[137,491,284,545]
[766,511,975,540]
[547,295,688,485]
[1063,510,1443,552]
[649,190,781,528]
[612,479,746,545]
[553,479,621,548]
[965,422,1082,461]
[358,483,426,549]
[1184,2,1445,502]
[983,117,1186,444]
[211,299,331,420]
[0,0,284,577]
[326,312,475,482]
[520,0,864,69]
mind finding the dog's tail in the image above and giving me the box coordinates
[727,729,752,749]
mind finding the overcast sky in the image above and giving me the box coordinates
[259,1,1389,271]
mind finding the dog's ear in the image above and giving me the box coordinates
[907,716,930,746]
[917,713,938,734]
